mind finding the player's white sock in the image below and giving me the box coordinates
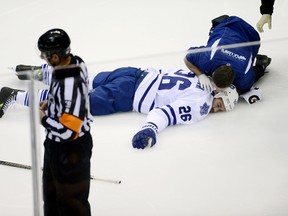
[16,90,29,106]
[16,89,49,106]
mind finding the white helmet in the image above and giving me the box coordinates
[215,85,239,111]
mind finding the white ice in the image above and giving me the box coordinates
[1,0,288,215]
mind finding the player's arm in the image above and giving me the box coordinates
[260,0,275,15]
[131,109,165,150]
[184,57,203,76]
[132,98,210,149]
[257,0,275,32]
[184,57,213,92]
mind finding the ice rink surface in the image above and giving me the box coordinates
[1,0,288,215]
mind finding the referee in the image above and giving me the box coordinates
[38,29,93,216]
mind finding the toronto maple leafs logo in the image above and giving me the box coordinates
[200,102,210,116]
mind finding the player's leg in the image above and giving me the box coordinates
[89,67,143,115]
[253,54,272,82]
[0,87,23,118]
[16,89,49,106]
[0,87,49,118]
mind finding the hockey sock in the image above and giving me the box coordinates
[16,89,49,107]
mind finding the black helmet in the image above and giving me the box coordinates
[38,28,71,58]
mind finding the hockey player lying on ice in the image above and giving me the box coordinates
[0,66,238,149]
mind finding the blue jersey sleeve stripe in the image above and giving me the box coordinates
[160,108,171,126]
[24,92,29,106]
[137,75,160,113]
[167,105,177,125]
[40,89,49,101]
[149,100,155,111]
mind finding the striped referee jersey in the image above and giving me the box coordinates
[41,55,93,142]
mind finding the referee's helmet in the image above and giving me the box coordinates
[38,28,71,59]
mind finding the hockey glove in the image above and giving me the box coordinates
[256,14,272,33]
[198,74,213,92]
[240,87,263,104]
[132,123,158,149]
[13,64,42,80]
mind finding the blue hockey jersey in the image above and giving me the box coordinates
[186,16,260,93]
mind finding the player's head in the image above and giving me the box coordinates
[212,64,234,89]
[211,84,239,112]
[38,28,71,65]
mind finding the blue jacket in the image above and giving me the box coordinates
[186,16,260,93]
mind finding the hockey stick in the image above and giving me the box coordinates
[0,160,121,184]
[0,160,32,170]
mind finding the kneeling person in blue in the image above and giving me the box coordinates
[1,66,238,149]
[185,15,271,104]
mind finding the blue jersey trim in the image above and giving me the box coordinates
[167,105,177,125]
[137,75,160,113]
[160,108,171,126]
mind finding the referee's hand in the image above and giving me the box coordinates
[40,100,48,111]
[39,100,48,121]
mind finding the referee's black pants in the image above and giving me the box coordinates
[42,132,93,216]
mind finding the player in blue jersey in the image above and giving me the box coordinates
[0,66,238,149]
[185,15,271,104]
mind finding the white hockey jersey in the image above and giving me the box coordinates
[133,68,213,133]
[39,65,214,133]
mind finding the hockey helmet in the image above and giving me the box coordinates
[215,84,239,111]
[38,28,71,59]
